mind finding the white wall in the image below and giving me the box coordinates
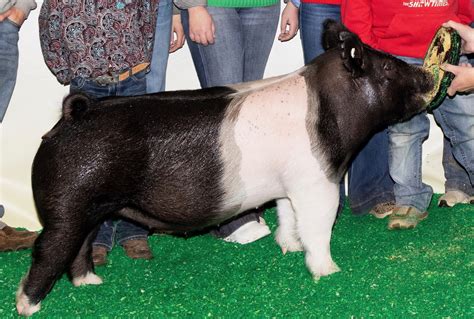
[0,4,445,230]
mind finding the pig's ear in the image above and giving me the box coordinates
[322,19,348,51]
[339,31,366,78]
[62,93,91,121]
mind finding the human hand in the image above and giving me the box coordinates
[169,14,185,53]
[442,20,474,54]
[278,2,299,42]
[0,7,26,26]
[188,6,215,46]
[441,62,474,96]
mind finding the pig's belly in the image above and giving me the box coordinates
[227,170,286,214]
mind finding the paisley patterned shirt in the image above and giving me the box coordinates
[39,0,159,85]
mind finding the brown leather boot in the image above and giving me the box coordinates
[122,238,153,260]
[0,225,38,252]
[91,245,109,266]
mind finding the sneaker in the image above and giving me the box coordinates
[369,201,395,219]
[122,238,153,260]
[0,225,38,251]
[438,190,473,207]
[388,206,428,230]
[92,245,108,266]
[222,220,271,245]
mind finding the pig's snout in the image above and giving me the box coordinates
[413,66,436,104]
[417,67,435,96]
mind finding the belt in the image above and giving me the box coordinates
[94,62,150,85]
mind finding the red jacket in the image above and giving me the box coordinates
[341,0,473,58]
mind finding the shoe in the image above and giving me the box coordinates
[369,201,395,219]
[1,225,37,237]
[438,190,473,207]
[222,220,271,245]
[122,239,153,260]
[0,225,38,251]
[388,206,428,230]
[91,245,108,266]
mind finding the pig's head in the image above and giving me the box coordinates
[311,19,434,128]
[302,20,434,179]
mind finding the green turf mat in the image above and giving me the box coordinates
[1,195,472,318]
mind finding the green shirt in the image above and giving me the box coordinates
[208,0,279,7]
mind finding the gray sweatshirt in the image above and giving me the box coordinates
[0,0,37,18]
[174,0,207,9]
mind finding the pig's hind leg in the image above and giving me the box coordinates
[16,203,103,316]
[289,180,341,280]
[275,198,303,254]
[69,227,103,287]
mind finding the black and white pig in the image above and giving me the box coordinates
[16,20,434,316]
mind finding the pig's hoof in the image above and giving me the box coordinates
[16,291,41,316]
[72,272,103,287]
[275,228,303,254]
[279,241,304,255]
[306,256,341,280]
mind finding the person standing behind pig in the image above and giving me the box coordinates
[342,0,474,229]
[279,0,397,219]
[436,20,474,208]
[0,0,36,121]
[0,0,38,251]
[39,0,161,265]
[176,0,280,244]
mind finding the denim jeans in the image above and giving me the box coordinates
[146,0,173,93]
[300,3,340,62]
[0,19,20,122]
[300,3,394,215]
[441,51,474,196]
[70,70,150,250]
[181,4,280,87]
[389,56,474,211]
[70,69,148,97]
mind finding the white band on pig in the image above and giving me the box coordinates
[351,48,356,58]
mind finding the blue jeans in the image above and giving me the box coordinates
[146,0,173,93]
[441,51,474,196]
[389,56,474,211]
[0,19,20,122]
[181,4,280,87]
[70,70,150,250]
[300,3,394,215]
[300,3,340,62]
[70,70,148,97]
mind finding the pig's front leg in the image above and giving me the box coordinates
[290,181,340,280]
[275,198,303,254]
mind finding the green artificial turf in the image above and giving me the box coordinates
[1,195,472,318]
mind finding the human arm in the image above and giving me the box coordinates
[0,0,36,26]
[441,62,474,96]
[174,0,215,46]
[440,21,474,95]
[187,6,215,45]
[442,20,474,54]
[169,13,185,53]
[278,0,299,42]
